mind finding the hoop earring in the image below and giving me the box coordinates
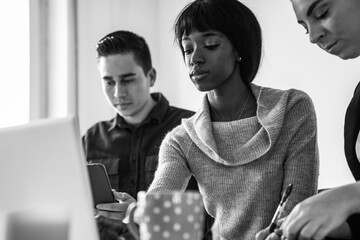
[236,56,242,62]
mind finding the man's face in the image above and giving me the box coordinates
[97,52,154,120]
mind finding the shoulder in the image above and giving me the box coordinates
[278,89,317,129]
[167,105,195,119]
[163,123,188,142]
[82,118,115,140]
[354,81,360,96]
[161,122,192,151]
[259,85,315,112]
[285,88,314,109]
[255,85,317,132]
[161,105,195,127]
[155,93,195,119]
[286,88,315,113]
[260,85,312,101]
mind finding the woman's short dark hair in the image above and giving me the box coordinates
[96,30,152,74]
[174,0,262,84]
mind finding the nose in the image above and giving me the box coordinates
[308,24,324,44]
[189,48,204,67]
[113,83,126,98]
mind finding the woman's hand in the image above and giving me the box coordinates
[281,183,360,240]
[255,227,282,240]
[95,191,136,220]
[255,218,285,240]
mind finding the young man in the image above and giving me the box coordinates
[83,30,197,197]
[82,30,204,239]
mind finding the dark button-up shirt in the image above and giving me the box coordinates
[82,93,195,199]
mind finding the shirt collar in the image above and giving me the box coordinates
[109,92,169,131]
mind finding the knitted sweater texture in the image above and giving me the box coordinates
[148,84,319,240]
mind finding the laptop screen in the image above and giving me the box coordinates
[0,116,99,240]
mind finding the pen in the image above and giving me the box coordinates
[269,183,293,233]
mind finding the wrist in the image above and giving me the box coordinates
[343,182,360,216]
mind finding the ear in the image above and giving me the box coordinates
[147,68,156,87]
[235,50,241,62]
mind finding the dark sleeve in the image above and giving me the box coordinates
[347,213,360,239]
[344,82,360,181]
[81,135,87,154]
[81,132,91,161]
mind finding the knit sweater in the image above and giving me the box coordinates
[148,84,319,240]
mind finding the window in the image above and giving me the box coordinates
[0,0,30,128]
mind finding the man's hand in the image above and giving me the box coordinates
[96,191,136,220]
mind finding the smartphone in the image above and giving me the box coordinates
[87,163,116,207]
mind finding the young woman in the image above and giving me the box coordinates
[256,1,360,240]
[145,0,319,239]
[97,0,319,239]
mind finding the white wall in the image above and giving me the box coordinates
[30,0,77,119]
[245,0,360,188]
[0,0,29,127]
[77,0,360,188]
[77,0,195,134]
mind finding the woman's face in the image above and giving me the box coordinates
[181,30,239,92]
[291,0,360,59]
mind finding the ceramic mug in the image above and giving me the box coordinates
[127,191,204,240]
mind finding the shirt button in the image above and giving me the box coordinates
[129,179,135,188]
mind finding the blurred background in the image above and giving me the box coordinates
[2,0,360,189]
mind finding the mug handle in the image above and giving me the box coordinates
[126,202,140,240]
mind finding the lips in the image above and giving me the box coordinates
[189,69,209,81]
[119,103,131,106]
[114,101,131,107]
[323,41,337,52]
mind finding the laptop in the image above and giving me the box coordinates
[0,116,99,240]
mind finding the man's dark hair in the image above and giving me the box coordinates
[96,30,153,74]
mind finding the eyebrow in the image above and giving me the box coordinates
[103,73,136,80]
[298,0,324,24]
[307,0,324,16]
[201,32,221,38]
[182,32,223,42]
[297,0,324,24]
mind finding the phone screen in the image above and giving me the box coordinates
[87,163,116,207]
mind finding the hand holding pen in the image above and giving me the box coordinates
[269,184,293,233]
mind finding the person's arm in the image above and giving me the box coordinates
[280,91,319,216]
[256,91,319,240]
[95,130,190,220]
[147,131,192,193]
[282,182,360,240]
